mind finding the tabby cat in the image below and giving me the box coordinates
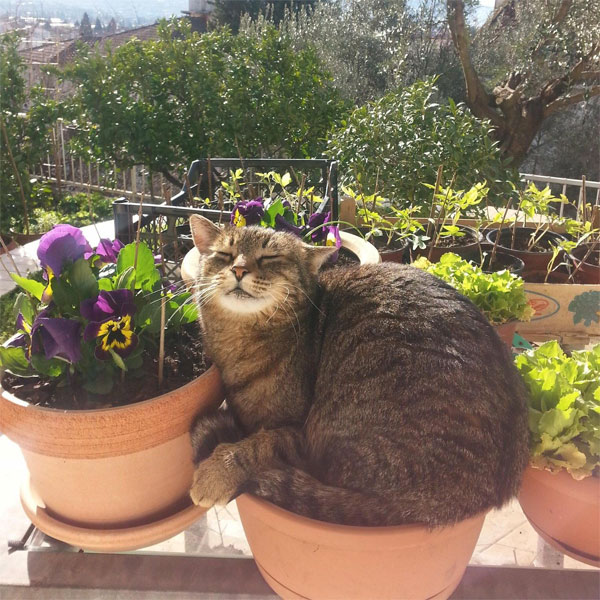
[188,214,529,527]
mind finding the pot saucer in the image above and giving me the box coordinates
[525,515,600,569]
[20,478,207,552]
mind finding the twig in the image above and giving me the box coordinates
[158,232,167,388]
[425,166,444,239]
[0,234,21,276]
[489,198,513,270]
[570,239,599,281]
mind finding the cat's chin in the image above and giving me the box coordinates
[217,293,274,316]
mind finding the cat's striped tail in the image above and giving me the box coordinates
[237,466,452,527]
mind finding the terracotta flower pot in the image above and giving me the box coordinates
[493,320,517,347]
[414,225,483,263]
[518,466,600,567]
[464,250,525,276]
[0,366,225,551]
[0,234,17,254]
[485,227,566,275]
[379,239,409,263]
[570,243,600,284]
[237,494,486,600]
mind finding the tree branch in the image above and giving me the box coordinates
[544,85,600,117]
[531,0,573,59]
[446,0,504,127]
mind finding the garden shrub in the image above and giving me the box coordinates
[63,20,346,184]
[328,79,518,211]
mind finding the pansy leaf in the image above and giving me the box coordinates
[262,198,286,228]
[14,293,36,325]
[109,348,127,372]
[117,243,160,291]
[70,258,99,303]
[50,277,77,311]
[30,354,66,378]
[10,274,45,301]
[82,372,114,395]
[98,278,114,291]
[0,346,31,376]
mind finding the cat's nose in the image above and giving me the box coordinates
[231,265,249,281]
[231,255,249,281]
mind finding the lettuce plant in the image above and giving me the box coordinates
[515,341,600,480]
[414,252,533,325]
[0,225,197,398]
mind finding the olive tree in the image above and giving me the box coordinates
[447,0,600,165]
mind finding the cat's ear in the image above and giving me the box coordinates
[190,215,221,254]
[304,244,338,273]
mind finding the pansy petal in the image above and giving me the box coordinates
[83,321,103,342]
[115,333,138,358]
[37,225,92,277]
[34,317,82,363]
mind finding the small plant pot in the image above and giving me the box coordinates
[0,234,17,254]
[485,227,566,274]
[9,229,44,245]
[378,239,409,263]
[569,243,600,284]
[523,268,572,284]
[414,225,483,263]
[237,494,487,600]
[0,366,225,551]
[464,250,525,276]
[519,466,600,567]
[493,320,517,347]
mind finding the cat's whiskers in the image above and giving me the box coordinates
[276,281,324,316]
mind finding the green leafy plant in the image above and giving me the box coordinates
[327,79,517,211]
[515,341,600,480]
[414,252,534,325]
[0,225,197,402]
[344,185,426,250]
[62,20,345,185]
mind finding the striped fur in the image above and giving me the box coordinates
[188,217,529,526]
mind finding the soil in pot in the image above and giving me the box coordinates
[570,243,600,284]
[1,322,209,410]
[524,268,572,284]
[485,227,566,274]
[413,225,482,262]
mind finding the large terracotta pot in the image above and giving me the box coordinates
[518,465,600,567]
[237,494,486,600]
[0,366,225,551]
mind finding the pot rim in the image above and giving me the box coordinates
[0,362,219,416]
[236,493,487,547]
[485,226,566,251]
[524,464,600,499]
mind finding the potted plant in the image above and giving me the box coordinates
[515,341,599,567]
[0,224,225,551]
[485,184,567,279]
[414,252,534,346]
[416,181,488,262]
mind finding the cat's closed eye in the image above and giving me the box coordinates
[214,251,233,261]
[257,255,282,266]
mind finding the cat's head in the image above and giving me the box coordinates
[189,215,335,318]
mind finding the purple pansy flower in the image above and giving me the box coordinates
[307,211,333,244]
[86,238,124,265]
[29,312,82,363]
[231,199,265,227]
[37,225,93,278]
[81,289,138,360]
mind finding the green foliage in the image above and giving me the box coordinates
[328,79,517,211]
[515,341,600,480]
[211,0,316,34]
[243,0,470,104]
[62,20,345,180]
[0,32,60,233]
[1,227,197,402]
[414,252,534,325]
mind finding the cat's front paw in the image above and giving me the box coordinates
[189,444,246,508]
